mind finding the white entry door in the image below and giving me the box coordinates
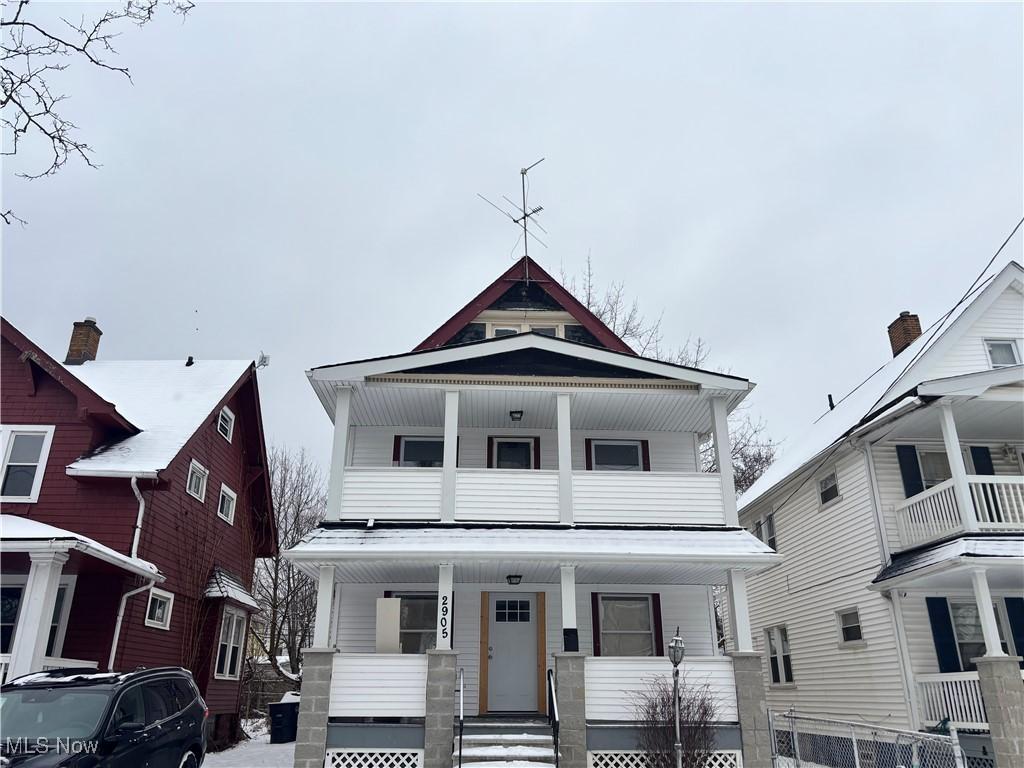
[487,593,538,712]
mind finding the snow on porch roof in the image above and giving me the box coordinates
[285,524,778,567]
[65,359,251,476]
[204,566,259,611]
[0,514,163,581]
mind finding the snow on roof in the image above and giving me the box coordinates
[739,260,1024,513]
[204,566,259,611]
[872,535,1024,584]
[286,525,777,564]
[0,514,162,580]
[66,359,250,476]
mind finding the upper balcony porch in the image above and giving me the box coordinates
[307,333,752,527]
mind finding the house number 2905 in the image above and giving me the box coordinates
[439,595,450,640]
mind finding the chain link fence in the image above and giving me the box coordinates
[769,710,985,768]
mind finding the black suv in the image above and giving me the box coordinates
[0,666,207,767]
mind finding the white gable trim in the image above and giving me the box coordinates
[917,364,1024,398]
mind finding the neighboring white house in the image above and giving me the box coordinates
[285,257,779,768]
[737,259,1024,767]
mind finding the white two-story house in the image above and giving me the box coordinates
[286,257,779,768]
[737,259,1024,768]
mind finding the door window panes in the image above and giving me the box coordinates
[495,599,530,623]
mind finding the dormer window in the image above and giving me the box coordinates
[985,339,1020,368]
[217,406,235,442]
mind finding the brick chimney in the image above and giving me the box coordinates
[64,317,102,365]
[887,311,922,357]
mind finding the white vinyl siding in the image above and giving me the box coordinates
[739,449,912,727]
[926,285,1024,379]
[332,581,717,717]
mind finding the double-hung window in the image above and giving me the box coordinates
[145,588,174,630]
[1,578,73,655]
[590,440,644,471]
[766,625,794,684]
[186,460,209,502]
[836,608,863,646]
[818,470,840,506]
[598,594,656,656]
[0,425,56,503]
[218,485,237,524]
[948,601,1011,670]
[215,607,247,679]
[764,513,777,550]
[398,437,444,468]
[985,339,1020,368]
[217,407,235,442]
[394,593,438,654]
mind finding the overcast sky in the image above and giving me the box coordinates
[3,2,1022,471]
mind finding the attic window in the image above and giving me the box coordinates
[186,460,209,502]
[217,406,235,442]
[985,339,1020,368]
[818,470,840,506]
[493,327,520,338]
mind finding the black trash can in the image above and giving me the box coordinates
[269,700,300,744]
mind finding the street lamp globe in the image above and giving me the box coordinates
[668,633,685,667]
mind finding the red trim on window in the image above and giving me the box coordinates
[533,437,541,469]
[651,593,665,656]
[591,592,601,656]
[585,439,593,471]
[641,440,651,472]
[392,436,402,466]
[487,436,495,469]
[412,257,636,354]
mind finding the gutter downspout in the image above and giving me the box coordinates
[108,579,154,671]
[130,476,145,559]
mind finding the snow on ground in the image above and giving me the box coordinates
[203,720,294,768]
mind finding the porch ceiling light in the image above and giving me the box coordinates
[506,574,523,585]
[668,630,685,667]
[509,410,524,422]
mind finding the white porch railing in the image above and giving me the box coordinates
[329,653,428,717]
[0,654,100,684]
[896,475,1024,549]
[339,468,443,520]
[584,656,737,722]
[573,472,726,525]
[456,469,560,521]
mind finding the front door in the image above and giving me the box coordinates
[487,593,538,712]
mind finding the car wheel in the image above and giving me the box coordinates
[179,751,199,768]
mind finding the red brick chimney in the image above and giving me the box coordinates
[64,317,102,365]
[887,311,922,357]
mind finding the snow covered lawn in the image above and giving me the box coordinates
[203,720,295,768]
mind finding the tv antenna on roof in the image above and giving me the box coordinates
[477,158,547,282]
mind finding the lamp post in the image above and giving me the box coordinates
[668,629,686,768]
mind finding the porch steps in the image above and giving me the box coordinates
[454,729,556,766]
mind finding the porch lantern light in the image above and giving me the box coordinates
[506,574,523,585]
[509,410,524,422]
[669,628,685,768]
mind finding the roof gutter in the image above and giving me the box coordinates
[108,579,155,671]
[66,468,160,479]
[130,475,146,559]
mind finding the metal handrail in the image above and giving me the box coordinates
[457,667,465,768]
[547,668,560,768]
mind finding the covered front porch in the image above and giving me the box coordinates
[872,544,1024,732]
[0,514,162,682]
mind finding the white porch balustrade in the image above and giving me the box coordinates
[334,468,727,524]
[917,669,1024,731]
[329,653,429,717]
[584,656,738,721]
[896,475,1024,549]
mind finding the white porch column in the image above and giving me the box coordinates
[726,569,753,653]
[970,567,1006,657]
[312,565,336,648]
[7,550,69,679]
[325,387,352,522]
[441,390,459,522]
[939,402,977,531]
[435,563,454,650]
[560,564,579,651]
[557,393,574,524]
[710,396,738,526]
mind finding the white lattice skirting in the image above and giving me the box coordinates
[588,751,743,768]
[327,749,424,768]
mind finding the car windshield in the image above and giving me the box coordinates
[0,687,112,740]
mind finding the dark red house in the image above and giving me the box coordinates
[0,316,276,745]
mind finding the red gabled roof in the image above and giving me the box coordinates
[1,317,138,433]
[414,256,636,355]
